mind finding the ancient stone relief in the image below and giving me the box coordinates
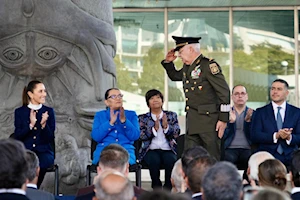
[0,0,116,193]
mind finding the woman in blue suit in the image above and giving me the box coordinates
[91,88,140,165]
[14,80,55,188]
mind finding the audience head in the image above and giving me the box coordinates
[171,159,186,193]
[251,187,291,200]
[258,159,287,191]
[104,88,123,110]
[291,149,300,187]
[202,161,242,200]
[0,139,28,189]
[25,150,40,183]
[22,80,45,106]
[186,155,216,194]
[145,89,164,109]
[181,146,209,176]
[97,144,129,176]
[94,170,135,200]
[139,189,190,200]
[248,151,275,181]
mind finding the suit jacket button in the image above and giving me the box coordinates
[34,127,37,130]
[186,98,188,101]
[186,106,190,110]
[185,89,188,92]
[186,80,189,84]
[191,87,194,90]
[33,136,36,139]
[33,144,36,147]
[206,112,209,115]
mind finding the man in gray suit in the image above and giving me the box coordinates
[25,150,55,200]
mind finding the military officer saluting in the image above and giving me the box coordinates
[161,36,230,160]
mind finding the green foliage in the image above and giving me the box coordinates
[114,56,136,92]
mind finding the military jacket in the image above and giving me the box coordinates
[161,54,230,134]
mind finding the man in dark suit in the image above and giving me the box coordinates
[291,150,300,200]
[0,139,30,200]
[161,36,230,160]
[25,150,55,200]
[222,85,253,170]
[251,79,300,167]
[75,144,146,200]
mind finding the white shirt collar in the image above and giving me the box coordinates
[151,111,163,120]
[28,102,42,110]
[26,183,37,189]
[0,188,26,195]
[292,187,300,194]
[192,192,202,197]
[271,101,286,111]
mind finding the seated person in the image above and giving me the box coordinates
[291,150,300,200]
[138,89,180,190]
[91,88,140,165]
[258,159,287,191]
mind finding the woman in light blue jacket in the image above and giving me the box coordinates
[91,88,140,165]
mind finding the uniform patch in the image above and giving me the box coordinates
[209,63,220,75]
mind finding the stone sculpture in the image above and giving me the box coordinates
[0,0,116,193]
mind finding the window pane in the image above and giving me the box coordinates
[114,12,164,114]
[233,10,295,108]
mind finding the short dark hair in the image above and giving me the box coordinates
[145,89,164,107]
[291,150,300,187]
[104,88,120,100]
[202,161,242,200]
[181,146,209,176]
[25,150,40,182]
[272,79,289,89]
[232,84,247,94]
[186,155,216,193]
[99,144,129,172]
[0,139,28,188]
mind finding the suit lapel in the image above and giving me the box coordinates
[267,103,278,130]
[283,103,291,128]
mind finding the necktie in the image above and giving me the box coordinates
[276,107,283,154]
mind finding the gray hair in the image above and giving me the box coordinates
[202,161,242,200]
[25,150,40,181]
[252,187,291,200]
[248,151,274,181]
[189,43,201,53]
[94,171,134,200]
[171,159,184,192]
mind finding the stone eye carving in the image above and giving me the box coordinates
[38,48,58,60]
[3,48,24,61]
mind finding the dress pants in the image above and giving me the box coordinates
[143,149,177,190]
[223,148,251,170]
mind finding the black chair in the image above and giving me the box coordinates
[9,133,59,195]
[86,139,142,187]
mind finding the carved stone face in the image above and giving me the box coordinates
[0,32,72,77]
[0,0,117,192]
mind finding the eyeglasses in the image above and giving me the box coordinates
[233,92,247,97]
[107,94,123,99]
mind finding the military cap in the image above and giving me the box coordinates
[172,36,202,51]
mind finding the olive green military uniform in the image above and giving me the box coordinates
[161,54,230,159]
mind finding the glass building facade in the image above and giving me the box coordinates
[112,4,300,133]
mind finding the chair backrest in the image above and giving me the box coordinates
[176,134,185,160]
[90,139,97,160]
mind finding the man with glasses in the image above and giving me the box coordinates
[161,36,230,160]
[251,79,300,168]
[222,85,253,170]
